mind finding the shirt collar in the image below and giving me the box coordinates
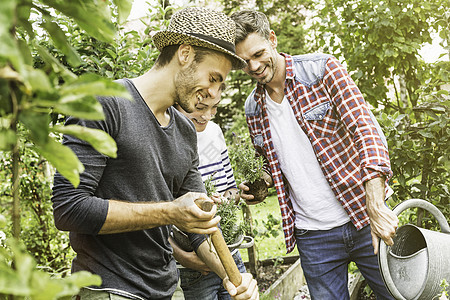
[281,53,295,80]
[254,53,294,106]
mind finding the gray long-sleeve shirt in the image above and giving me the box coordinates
[52,79,206,299]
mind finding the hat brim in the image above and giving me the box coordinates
[153,31,247,70]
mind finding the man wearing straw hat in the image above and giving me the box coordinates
[52,7,258,300]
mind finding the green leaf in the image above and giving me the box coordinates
[0,214,6,228]
[16,3,34,38]
[41,18,83,67]
[53,271,101,298]
[384,48,397,57]
[0,128,16,150]
[53,124,117,158]
[431,106,446,113]
[17,38,33,65]
[0,65,22,82]
[34,138,84,188]
[41,0,117,42]
[0,0,15,33]
[413,184,429,192]
[36,45,77,81]
[63,271,102,289]
[19,109,50,144]
[113,0,133,24]
[23,67,52,92]
[30,275,64,300]
[106,48,117,59]
[435,90,448,96]
[418,130,434,139]
[424,110,439,120]
[60,73,131,99]
[0,0,25,72]
[54,95,105,120]
[0,35,22,72]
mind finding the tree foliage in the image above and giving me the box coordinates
[0,0,139,297]
[219,0,450,228]
[312,0,447,108]
[309,0,449,225]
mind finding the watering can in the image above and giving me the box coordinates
[378,199,450,300]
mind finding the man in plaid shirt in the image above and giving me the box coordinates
[231,10,398,299]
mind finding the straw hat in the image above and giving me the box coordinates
[152,7,246,70]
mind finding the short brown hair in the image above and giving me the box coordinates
[230,10,271,44]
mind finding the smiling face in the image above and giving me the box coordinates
[176,91,222,132]
[235,32,279,85]
[174,49,231,115]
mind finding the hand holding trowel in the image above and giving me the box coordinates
[194,198,243,287]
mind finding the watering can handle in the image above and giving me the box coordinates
[378,199,450,300]
[392,198,450,233]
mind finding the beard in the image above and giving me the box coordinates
[253,49,279,85]
[174,62,198,113]
[257,65,275,85]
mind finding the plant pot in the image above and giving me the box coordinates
[227,235,254,252]
[246,178,268,204]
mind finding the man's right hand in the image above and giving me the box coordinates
[169,192,220,234]
[239,171,273,205]
[223,273,259,300]
[238,182,257,204]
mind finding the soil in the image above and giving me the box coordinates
[253,260,294,292]
[356,281,377,300]
[246,178,269,204]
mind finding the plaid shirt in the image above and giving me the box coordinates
[244,53,392,253]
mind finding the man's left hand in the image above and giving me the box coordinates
[365,177,399,254]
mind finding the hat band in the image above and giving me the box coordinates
[188,32,236,54]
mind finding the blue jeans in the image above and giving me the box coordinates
[180,251,246,300]
[295,222,393,300]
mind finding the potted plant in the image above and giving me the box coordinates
[228,133,268,204]
[203,176,250,250]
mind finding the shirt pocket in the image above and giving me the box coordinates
[303,101,339,138]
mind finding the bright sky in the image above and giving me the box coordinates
[128,0,152,20]
[128,0,190,20]
[418,34,447,63]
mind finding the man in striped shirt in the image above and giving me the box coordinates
[231,10,398,299]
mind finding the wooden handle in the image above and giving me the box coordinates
[196,199,214,212]
[194,198,243,287]
[211,230,242,286]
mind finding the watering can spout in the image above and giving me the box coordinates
[378,199,450,300]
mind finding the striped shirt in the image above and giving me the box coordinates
[197,121,237,194]
[244,53,392,253]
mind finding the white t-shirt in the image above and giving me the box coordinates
[197,122,237,194]
[265,93,350,230]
